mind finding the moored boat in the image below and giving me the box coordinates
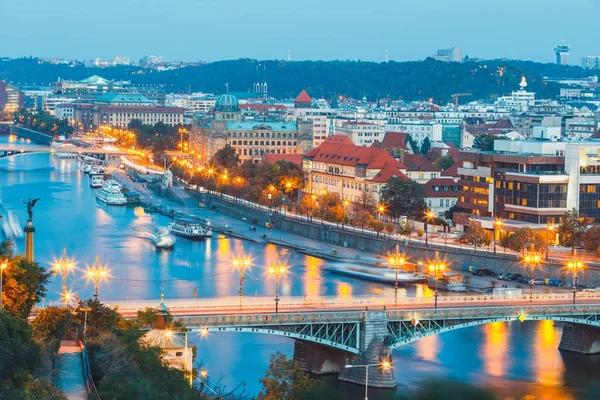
[95,179,127,205]
[168,218,212,239]
[89,174,104,188]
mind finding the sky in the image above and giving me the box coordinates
[1,0,598,64]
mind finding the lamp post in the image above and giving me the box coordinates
[425,211,434,246]
[342,200,349,230]
[232,251,252,306]
[268,262,287,313]
[377,204,386,221]
[86,255,108,301]
[567,256,585,305]
[428,256,445,309]
[388,246,406,305]
[310,194,317,222]
[344,361,392,400]
[546,223,554,260]
[523,252,541,301]
[0,260,7,310]
[54,249,75,308]
[165,330,191,386]
[196,369,221,398]
[494,218,502,255]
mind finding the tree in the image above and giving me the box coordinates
[385,222,396,235]
[460,221,491,249]
[380,177,427,218]
[583,224,600,254]
[398,223,414,239]
[405,134,419,154]
[32,307,74,354]
[434,155,455,171]
[354,210,371,232]
[212,143,240,169]
[416,228,425,241]
[558,208,585,252]
[474,134,497,151]
[368,218,385,237]
[444,203,459,221]
[1,256,51,318]
[505,227,547,253]
[420,137,431,155]
[257,352,322,400]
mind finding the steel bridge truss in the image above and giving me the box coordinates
[385,304,600,349]
[174,312,363,354]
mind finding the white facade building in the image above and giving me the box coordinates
[385,122,443,147]
[336,121,384,146]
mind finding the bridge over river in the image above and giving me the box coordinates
[99,292,600,388]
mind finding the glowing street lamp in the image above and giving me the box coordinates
[344,361,392,400]
[196,369,220,397]
[86,255,109,300]
[377,204,386,221]
[567,257,585,305]
[425,211,434,246]
[494,218,502,255]
[268,262,287,313]
[546,223,555,260]
[54,249,75,308]
[232,250,252,304]
[0,260,7,310]
[342,200,350,230]
[428,256,445,309]
[523,252,542,301]
[388,246,406,304]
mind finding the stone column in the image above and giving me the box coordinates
[339,311,396,389]
[24,220,35,263]
[559,322,600,354]
[293,340,346,375]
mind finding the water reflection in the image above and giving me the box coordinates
[482,322,507,377]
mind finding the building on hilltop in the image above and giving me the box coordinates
[303,135,408,203]
[555,44,570,65]
[190,93,313,164]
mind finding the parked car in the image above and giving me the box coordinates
[475,268,496,277]
[506,273,523,281]
[517,276,530,284]
[530,278,545,285]
[497,273,508,280]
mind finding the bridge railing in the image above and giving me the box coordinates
[101,291,600,315]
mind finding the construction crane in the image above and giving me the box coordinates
[452,93,472,106]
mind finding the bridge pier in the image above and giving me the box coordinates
[293,340,346,375]
[559,322,600,354]
[339,311,396,389]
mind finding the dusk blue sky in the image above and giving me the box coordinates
[1,0,598,63]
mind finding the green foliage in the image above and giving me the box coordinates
[420,137,431,155]
[380,178,427,218]
[502,227,547,253]
[405,135,419,154]
[583,224,600,253]
[398,223,414,237]
[434,155,455,171]
[444,204,459,221]
[12,108,73,137]
[31,307,74,355]
[558,208,585,249]
[1,256,51,319]
[23,376,67,400]
[212,143,240,170]
[73,299,123,340]
[460,222,491,247]
[128,119,182,157]
[257,352,322,400]
[473,134,497,151]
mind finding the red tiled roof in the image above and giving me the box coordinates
[264,153,302,166]
[305,135,406,170]
[423,177,460,197]
[370,162,409,183]
[441,161,462,177]
[371,131,409,150]
[403,154,440,172]
[295,90,312,103]
[592,129,600,139]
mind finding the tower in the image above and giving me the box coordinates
[555,44,570,65]
[25,220,35,263]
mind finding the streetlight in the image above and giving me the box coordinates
[546,223,555,260]
[377,204,386,221]
[165,329,191,386]
[86,255,108,301]
[344,361,392,400]
[196,369,221,398]
[428,256,445,309]
[0,260,7,310]
[54,249,75,308]
[342,200,350,230]
[310,194,317,222]
[232,250,252,305]
[267,262,287,313]
[523,252,541,301]
[567,256,585,305]
[388,246,406,305]
[425,211,434,246]
[494,218,502,255]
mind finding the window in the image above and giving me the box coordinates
[176,352,183,356]
[433,186,439,192]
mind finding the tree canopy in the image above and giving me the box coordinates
[420,137,431,155]
[380,178,427,218]
[434,155,456,171]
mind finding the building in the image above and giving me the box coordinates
[582,56,600,70]
[555,44,571,65]
[0,81,24,112]
[455,139,600,232]
[423,177,460,218]
[494,77,535,113]
[190,94,313,164]
[385,121,443,148]
[401,154,441,184]
[337,121,385,147]
[460,118,515,148]
[432,47,462,62]
[93,105,184,127]
[303,135,408,203]
[294,90,313,108]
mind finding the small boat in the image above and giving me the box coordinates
[324,264,427,284]
[95,179,127,205]
[168,218,212,239]
[80,163,91,174]
[150,227,176,249]
[428,273,468,292]
[89,174,104,188]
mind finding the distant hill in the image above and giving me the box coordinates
[0,57,593,103]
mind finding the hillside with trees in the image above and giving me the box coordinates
[0,57,592,103]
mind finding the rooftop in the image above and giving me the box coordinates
[264,153,302,166]
[96,92,152,104]
[226,121,299,132]
[295,90,312,103]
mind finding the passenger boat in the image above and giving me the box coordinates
[80,163,91,173]
[324,264,427,284]
[168,218,212,239]
[89,174,104,188]
[89,166,105,175]
[95,179,127,205]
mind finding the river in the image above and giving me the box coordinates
[1,135,600,399]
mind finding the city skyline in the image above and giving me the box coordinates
[1,0,598,63]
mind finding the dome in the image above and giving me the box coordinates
[215,94,239,112]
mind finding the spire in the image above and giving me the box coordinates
[331,95,339,109]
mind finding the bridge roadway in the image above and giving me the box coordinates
[0,144,129,156]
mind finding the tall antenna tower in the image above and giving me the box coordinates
[287,49,291,62]
[385,49,389,63]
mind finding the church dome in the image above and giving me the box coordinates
[215,94,239,112]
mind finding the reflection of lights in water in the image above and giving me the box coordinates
[134,207,145,216]
[416,334,439,361]
[534,320,564,386]
[337,282,352,298]
[303,257,322,297]
[372,287,385,295]
[482,322,507,377]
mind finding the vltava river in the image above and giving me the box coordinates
[1,136,599,399]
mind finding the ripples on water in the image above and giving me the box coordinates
[1,136,600,398]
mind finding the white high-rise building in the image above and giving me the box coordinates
[582,56,600,70]
[555,44,570,65]
[432,47,462,62]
